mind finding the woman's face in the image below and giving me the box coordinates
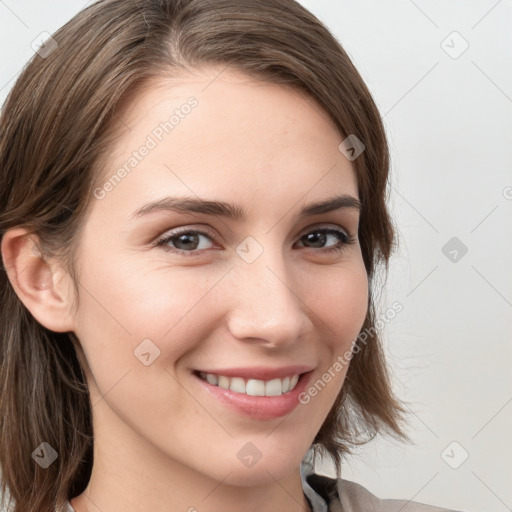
[71,66,368,486]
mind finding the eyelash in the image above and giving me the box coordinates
[153,226,357,257]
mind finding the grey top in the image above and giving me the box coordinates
[299,458,462,512]
[60,459,462,512]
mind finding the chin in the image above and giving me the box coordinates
[221,448,306,487]
[221,465,293,488]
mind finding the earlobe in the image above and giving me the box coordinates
[1,228,76,333]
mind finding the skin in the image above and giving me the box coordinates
[2,66,368,512]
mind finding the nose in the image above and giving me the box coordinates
[225,251,313,349]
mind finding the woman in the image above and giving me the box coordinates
[0,1,462,511]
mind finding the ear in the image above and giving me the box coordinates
[1,228,76,333]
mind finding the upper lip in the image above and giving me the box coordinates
[194,365,314,381]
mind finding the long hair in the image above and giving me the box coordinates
[0,1,408,510]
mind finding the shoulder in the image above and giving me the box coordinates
[306,472,463,512]
[337,477,463,512]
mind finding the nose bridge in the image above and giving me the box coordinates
[226,241,308,345]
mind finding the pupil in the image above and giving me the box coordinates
[176,233,198,250]
[305,232,325,248]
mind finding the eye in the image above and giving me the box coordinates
[153,225,356,256]
[154,228,216,255]
[295,227,356,254]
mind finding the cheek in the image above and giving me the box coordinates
[72,253,227,383]
[71,260,216,439]
[299,261,368,407]
[307,260,369,347]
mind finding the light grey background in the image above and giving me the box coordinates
[1,2,511,512]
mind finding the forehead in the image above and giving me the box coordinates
[92,66,358,221]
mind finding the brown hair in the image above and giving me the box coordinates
[0,0,409,510]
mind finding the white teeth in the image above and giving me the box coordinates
[199,372,301,396]
[218,375,230,390]
[229,377,246,393]
[206,373,218,386]
[246,379,265,396]
[265,378,282,396]
[282,376,290,393]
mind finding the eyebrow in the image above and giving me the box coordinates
[131,194,362,221]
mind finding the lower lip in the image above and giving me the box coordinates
[193,371,313,420]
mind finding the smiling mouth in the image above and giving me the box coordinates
[195,371,301,397]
